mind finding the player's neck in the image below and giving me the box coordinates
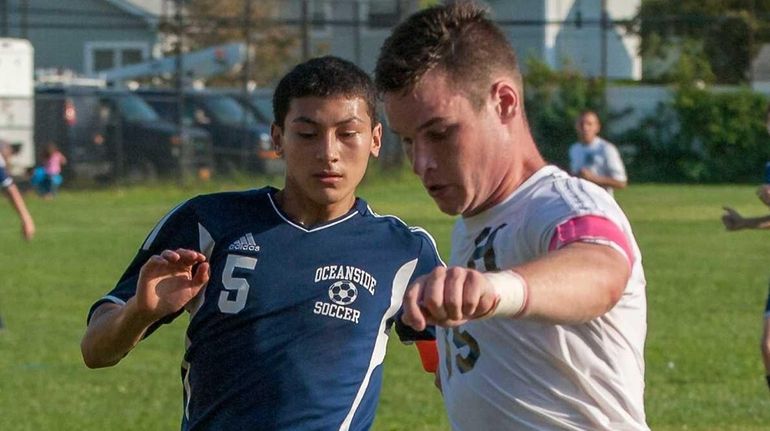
[274,189,356,228]
[464,139,545,218]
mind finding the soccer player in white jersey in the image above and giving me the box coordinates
[376,2,649,430]
[569,110,628,195]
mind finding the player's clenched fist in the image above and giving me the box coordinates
[136,248,210,320]
[401,266,529,331]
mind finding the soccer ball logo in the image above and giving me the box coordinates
[329,280,358,306]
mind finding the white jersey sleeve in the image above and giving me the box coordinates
[603,141,628,183]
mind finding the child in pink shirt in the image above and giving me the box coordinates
[35,142,67,199]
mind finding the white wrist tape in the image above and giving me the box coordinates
[482,270,529,318]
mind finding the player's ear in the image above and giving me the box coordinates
[271,123,284,157]
[491,80,518,123]
[370,122,382,158]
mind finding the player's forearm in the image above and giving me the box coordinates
[5,184,33,225]
[514,242,629,324]
[591,175,627,190]
[80,300,157,368]
[741,215,770,229]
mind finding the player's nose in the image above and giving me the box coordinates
[316,131,341,162]
[410,142,436,177]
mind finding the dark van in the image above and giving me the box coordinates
[34,86,213,182]
[136,89,280,173]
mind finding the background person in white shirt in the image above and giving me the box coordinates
[569,110,627,194]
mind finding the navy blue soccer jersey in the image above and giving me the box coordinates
[0,153,12,188]
[87,187,443,431]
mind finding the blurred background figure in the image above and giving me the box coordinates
[721,185,770,231]
[31,142,66,199]
[722,184,770,391]
[0,140,35,241]
[569,110,628,195]
[0,140,35,329]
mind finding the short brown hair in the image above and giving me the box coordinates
[374,1,521,109]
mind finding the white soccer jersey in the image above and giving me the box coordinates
[437,165,648,431]
[569,137,627,195]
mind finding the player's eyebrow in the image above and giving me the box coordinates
[389,117,447,137]
[416,117,447,132]
[292,116,365,126]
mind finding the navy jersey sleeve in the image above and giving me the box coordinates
[408,227,445,282]
[393,228,444,343]
[0,154,12,188]
[86,199,204,336]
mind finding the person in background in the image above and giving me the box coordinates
[35,142,66,199]
[0,141,35,329]
[722,184,770,391]
[0,141,34,240]
[569,110,628,195]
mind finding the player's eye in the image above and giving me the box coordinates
[426,129,448,141]
[296,131,316,139]
[339,130,360,138]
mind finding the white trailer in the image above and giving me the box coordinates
[0,38,34,175]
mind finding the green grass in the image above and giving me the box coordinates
[1,178,769,430]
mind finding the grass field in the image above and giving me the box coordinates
[2,174,770,430]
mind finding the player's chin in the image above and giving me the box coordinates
[310,186,353,205]
[431,197,464,216]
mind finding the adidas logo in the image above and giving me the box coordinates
[228,233,261,252]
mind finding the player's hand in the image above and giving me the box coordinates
[21,219,35,241]
[135,248,209,320]
[578,168,598,182]
[757,185,770,207]
[401,266,499,331]
[722,206,746,231]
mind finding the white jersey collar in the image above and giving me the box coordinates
[460,165,564,232]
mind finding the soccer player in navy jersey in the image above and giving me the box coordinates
[80,56,443,431]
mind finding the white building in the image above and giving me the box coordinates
[284,0,642,79]
[487,0,641,79]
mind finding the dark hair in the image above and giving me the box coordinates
[273,56,378,129]
[374,1,521,109]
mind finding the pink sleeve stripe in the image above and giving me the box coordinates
[548,215,634,266]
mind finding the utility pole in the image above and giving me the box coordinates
[301,0,310,61]
[600,0,608,113]
[600,0,608,81]
[242,0,253,172]
[20,0,28,39]
[1,0,8,37]
[748,0,756,83]
[353,1,361,66]
[174,0,186,182]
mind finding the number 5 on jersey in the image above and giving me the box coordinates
[218,254,257,314]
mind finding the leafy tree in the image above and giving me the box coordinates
[635,0,770,84]
[161,0,299,87]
